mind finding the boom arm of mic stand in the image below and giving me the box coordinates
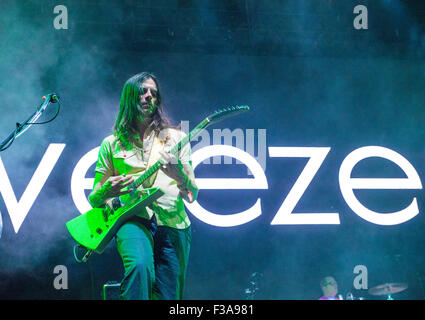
[0,94,54,151]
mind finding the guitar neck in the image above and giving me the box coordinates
[131,118,210,189]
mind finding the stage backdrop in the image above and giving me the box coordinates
[0,0,425,300]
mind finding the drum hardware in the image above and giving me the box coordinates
[244,272,263,300]
[345,292,365,300]
[368,282,408,300]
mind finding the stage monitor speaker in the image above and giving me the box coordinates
[102,281,121,300]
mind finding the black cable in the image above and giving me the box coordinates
[0,99,61,152]
[87,259,96,300]
[27,101,61,125]
[73,244,96,299]
[73,244,85,263]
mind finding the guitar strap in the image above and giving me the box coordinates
[142,131,165,188]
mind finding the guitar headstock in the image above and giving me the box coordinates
[207,105,250,125]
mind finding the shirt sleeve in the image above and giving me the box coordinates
[95,137,114,176]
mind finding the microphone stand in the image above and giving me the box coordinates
[0,93,59,239]
[0,94,58,151]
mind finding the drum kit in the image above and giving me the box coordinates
[344,282,407,300]
[243,271,409,299]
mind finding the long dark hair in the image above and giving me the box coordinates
[113,72,171,148]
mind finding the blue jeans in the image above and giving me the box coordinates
[115,216,191,300]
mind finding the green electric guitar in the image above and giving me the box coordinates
[66,105,250,260]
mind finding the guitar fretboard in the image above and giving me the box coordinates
[129,118,210,190]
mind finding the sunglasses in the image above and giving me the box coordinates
[322,281,337,287]
[140,87,158,98]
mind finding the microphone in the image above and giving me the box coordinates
[42,93,59,103]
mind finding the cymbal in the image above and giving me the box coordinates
[368,283,408,296]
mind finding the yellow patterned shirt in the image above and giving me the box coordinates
[94,128,192,229]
